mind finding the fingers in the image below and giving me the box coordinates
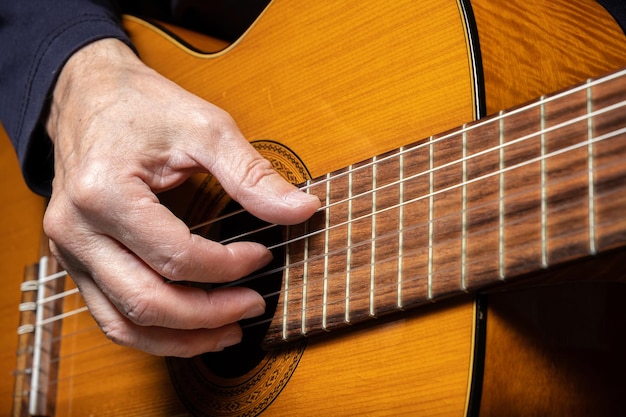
[180,112,321,225]
[47,188,274,357]
[66,264,249,357]
[46,176,274,284]
[217,152,321,225]
[41,38,320,356]
[45,198,269,327]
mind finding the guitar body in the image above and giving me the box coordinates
[1,0,625,416]
[0,126,47,415]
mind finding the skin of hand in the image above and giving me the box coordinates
[43,38,321,357]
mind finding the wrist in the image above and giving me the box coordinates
[46,38,140,143]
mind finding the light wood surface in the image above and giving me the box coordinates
[0,125,47,416]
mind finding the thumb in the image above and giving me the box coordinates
[204,135,320,225]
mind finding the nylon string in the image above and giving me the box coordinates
[24,70,626,343]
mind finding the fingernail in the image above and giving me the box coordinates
[285,190,320,207]
[241,303,266,320]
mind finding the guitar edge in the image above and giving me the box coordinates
[0,126,47,416]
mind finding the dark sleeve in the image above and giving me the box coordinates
[0,1,131,196]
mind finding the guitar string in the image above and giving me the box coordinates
[15,179,619,382]
[215,100,626,247]
[191,98,625,247]
[28,105,625,294]
[248,180,619,331]
[16,328,161,387]
[188,68,626,233]
[27,94,626,279]
[9,193,564,383]
[16,95,626,395]
[25,96,626,305]
[27,168,624,354]
[248,188,625,337]
[33,186,612,388]
[19,178,576,374]
[23,71,626,335]
[28,120,626,333]
[205,127,626,290]
[29,194,622,391]
[20,112,626,378]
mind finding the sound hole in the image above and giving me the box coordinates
[199,200,285,379]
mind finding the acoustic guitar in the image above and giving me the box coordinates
[2,0,626,415]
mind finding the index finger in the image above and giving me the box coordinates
[79,178,274,284]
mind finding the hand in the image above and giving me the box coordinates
[43,39,320,357]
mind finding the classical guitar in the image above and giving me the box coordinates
[2,0,626,416]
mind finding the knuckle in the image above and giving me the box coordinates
[43,203,80,251]
[120,289,161,326]
[149,234,205,281]
[42,206,65,240]
[66,166,109,209]
[155,252,185,281]
[240,157,276,190]
[207,106,236,130]
[191,105,235,138]
[43,169,110,241]
[98,317,139,349]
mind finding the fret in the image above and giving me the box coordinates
[300,231,309,335]
[346,159,375,323]
[363,149,405,318]
[461,125,468,290]
[308,167,351,332]
[464,113,501,290]
[499,111,505,280]
[540,96,548,268]
[428,135,434,300]
[397,147,405,309]
[499,101,543,278]
[282,225,290,340]
[395,139,430,308]
[586,80,597,255]
[306,170,349,334]
[280,216,308,340]
[354,152,403,319]
[345,165,353,323]
[301,190,310,336]
[431,128,465,299]
[370,156,377,317]
[542,83,591,266]
[322,173,331,330]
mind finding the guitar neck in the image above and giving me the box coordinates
[264,68,626,345]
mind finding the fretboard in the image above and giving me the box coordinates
[265,68,626,346]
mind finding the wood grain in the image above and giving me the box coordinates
[261,68,626,345]
[0,125,45,417]
[470,0,626,115]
